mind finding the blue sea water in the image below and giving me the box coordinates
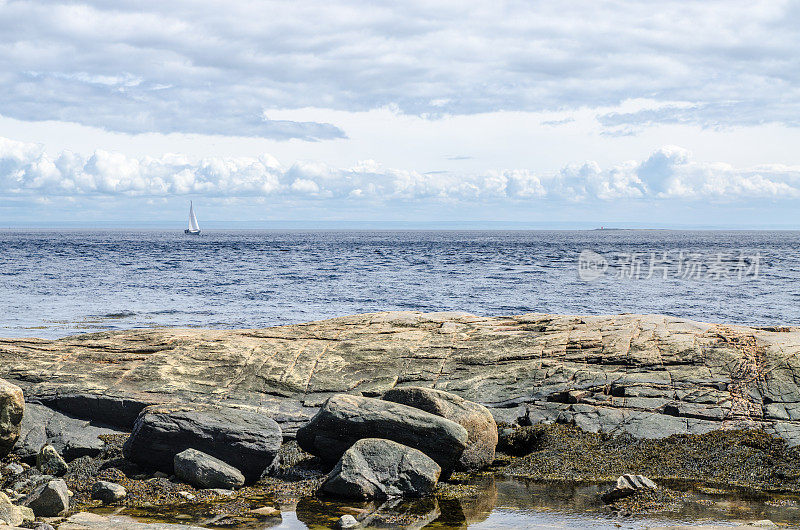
[2,229,799,338]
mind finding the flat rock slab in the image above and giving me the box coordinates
[60,512,205,529]
[1,312,800,444]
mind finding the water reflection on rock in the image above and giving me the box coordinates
[296,495,441,529]
[435,474,497,528]
[295,474,497,529]
[103,474,800,528]
[493,478,607,513]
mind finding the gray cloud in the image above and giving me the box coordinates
[4,70,346,140]
[1,1,799,136]
[1,137,798,202]
[541,118,575,127]
[598,102,800,132]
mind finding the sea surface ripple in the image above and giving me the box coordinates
[1,229,798,338]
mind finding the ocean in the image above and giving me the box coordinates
[2,229,799,338]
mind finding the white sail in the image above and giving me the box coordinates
[188,201,200,231]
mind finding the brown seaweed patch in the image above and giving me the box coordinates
[499,423,800,493]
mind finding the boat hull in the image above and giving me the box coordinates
[184,229,201,235]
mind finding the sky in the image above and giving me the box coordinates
[1,0,799,228]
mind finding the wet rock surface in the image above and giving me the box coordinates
[123,403,282,483]
[2,312,800,447]
[0,379,24,458]
[2,425,800,528]
[337,513,359,528]
[321,438,441,499]
[382,386,497,472]
[59,512,206,529]
[297,394,467,479]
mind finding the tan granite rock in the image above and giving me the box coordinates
[1,312,799,444]
[0,378,24,458]
[382,386,497,471]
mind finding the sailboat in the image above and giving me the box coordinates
[185,201,201,235]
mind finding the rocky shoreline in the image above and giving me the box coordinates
[2,311,800,528]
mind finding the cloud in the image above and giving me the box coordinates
[1,137,798,203]
[541,118,575,127]
[0,1,799,136]
[6,70,347,140]
[598,101,800,132]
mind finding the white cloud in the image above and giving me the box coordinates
[290,178,321,194]
[1,137,798,203]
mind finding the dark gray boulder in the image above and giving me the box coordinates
[174,448,245,489]
[122,403,282,483]
[91,481,127,503]
[321,438,440,499]
[14,403,122,461]
[297,394,467,479]
[22,478,70,517]
[382,386,498,471]
[30,392,153,430]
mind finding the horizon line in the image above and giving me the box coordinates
[1,220,798,231]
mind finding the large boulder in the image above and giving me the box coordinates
[321,438,440,499]
[0,379,24,458]
[22,478,71,517]
[122,403,282,483]
[14,403,123,461]
[297,394,468,479]
[174,448,245,490]
[382,386,498,471]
